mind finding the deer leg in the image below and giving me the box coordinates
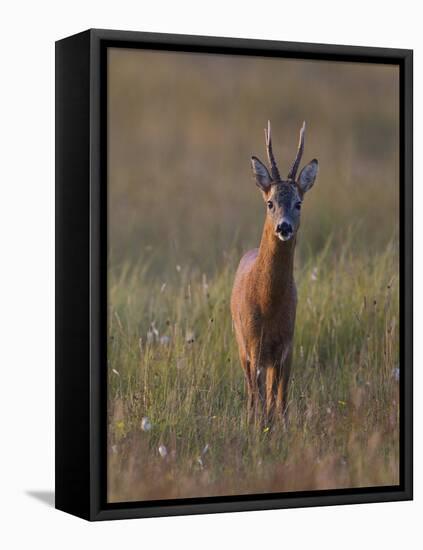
[247,347,263,426]
[238,347,255,424]
[265,366,278,426]
[276,376,291,430]
[275,374,286,426]
[275,356,292,427]
[247,360,255,424]
[256,366,267,425]
[245,359,255,424]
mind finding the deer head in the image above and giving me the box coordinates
[251,121,318,242]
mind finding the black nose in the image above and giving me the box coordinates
[276,221,292,237]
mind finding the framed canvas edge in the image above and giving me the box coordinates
[56,28,413,522]
[55,29,92,521]
[88,27,412,60]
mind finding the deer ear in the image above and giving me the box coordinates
[251,156,272,193]
[298,159,318,194]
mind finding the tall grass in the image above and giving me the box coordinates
[107,234,399,502]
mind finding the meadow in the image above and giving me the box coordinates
[107,49,399,501]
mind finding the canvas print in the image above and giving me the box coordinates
[107,48,399,503]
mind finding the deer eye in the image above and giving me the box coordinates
[295,201,302,210]
[267,201,274,210]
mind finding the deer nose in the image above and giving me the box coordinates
[276,221,292,237]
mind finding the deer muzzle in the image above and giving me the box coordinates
[276,220,293,241]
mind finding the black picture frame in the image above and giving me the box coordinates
[55,28,413,521]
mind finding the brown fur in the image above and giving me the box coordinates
[230,121,318,426]
[231,215,297,425]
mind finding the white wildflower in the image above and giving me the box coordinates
[201,443,210,456]
[147,322,159,344]
[141,417,152,432]
[158,445,168,458]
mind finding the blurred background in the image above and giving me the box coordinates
[108,48,399,277]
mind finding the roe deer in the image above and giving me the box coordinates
[231,121,318,426]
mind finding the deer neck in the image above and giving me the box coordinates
[254,216,296,311]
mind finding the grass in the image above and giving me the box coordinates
[107,233,399,502]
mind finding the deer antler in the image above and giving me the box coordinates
[264,120,281,182]
[287,121,306,181]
